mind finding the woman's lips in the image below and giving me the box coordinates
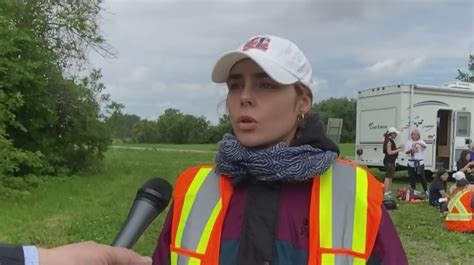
[236,116,257,131]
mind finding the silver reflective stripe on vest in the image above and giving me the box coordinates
[446,213,472,221]
[176,253,190,265]
[180,169,221,253]
[331,162,357,253]
[335,254,354,265]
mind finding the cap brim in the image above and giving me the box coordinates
[211,51,298,85]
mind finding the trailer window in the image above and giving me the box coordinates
[456,112,471,137]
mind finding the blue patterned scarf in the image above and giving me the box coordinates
[215,133,338,184]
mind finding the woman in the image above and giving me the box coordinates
[404,129,428,196]
[445,176,474,232]
[457,149,474,183]
[152,35,407,265]
[383,127,402,199]
[428,168,449,210]
[449,171,474,195]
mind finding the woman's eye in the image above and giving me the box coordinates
[228,83,242,90]
[259,82,276,89]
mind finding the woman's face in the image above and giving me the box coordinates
[441,172,449,181]
[390,133,397,139]
[411,132,420,141]
[226,59,311,148]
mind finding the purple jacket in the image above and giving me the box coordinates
[152,179,408,265]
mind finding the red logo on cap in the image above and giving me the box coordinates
[242,37,271,52]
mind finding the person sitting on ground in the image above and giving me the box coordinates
[457,149,474,183]
[445,177,474,232]
[449,171,474,195]
[429,168,449,210]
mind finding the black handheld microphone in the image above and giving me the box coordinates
[112,177,173,248]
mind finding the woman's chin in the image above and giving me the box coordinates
[234,134,281,149]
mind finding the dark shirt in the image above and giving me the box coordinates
[429,179,447,205]
[383,138,398,164]
[0,244,24,265]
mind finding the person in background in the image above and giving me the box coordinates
[449,171,474,195]
[457,149,474,183]
[470,143,474,161]
[0,241,152,265]
[383,127,402,199]
[428,168,449,211]
[404,129,428,197]
[445,177,474,232]
[152,35,408,265]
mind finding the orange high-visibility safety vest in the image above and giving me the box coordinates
[170,159,383,265]
[445,189,474,232]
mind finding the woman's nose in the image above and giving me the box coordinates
[240,83,255,107]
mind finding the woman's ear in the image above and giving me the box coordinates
[299,93,312,114]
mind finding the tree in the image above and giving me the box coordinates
[0,0,112,176]
[132,120,160,143]
[155,109,211,144]
[106,113,141,140]
[9,0,113,70]
[456,54,474,82]
[207,114,232,143]
[312,98,356,143]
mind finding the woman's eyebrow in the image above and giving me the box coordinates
[254,72,270,78]
[228,74,243,80]
[228,72,270,80]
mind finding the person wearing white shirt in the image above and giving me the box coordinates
[404,129,428,196]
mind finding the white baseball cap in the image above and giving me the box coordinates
[211,35,314,91]
[452,171,466,181]
[387,127,400,135]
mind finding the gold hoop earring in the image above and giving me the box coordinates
[297,113,305,121]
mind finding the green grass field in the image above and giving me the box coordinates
[0,144,472,264]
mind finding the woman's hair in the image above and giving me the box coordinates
[459,149,470,163]
[410,129,421,139]
[435,168,447,181]
[383,131,395,139]
[294,82,313,103]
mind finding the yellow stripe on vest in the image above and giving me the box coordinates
[321,253,335,264]
[175,168,212,248]
[188,257,201,265]
[352,167,368,255]
[353,257,366,265]
[448,190,468,211]
[171,251,177,265]
[319,166,333,250]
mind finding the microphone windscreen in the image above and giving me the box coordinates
[136,178,173,210]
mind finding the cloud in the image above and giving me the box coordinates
[366,57,426,75]
[344,56,427,87]
[90,0,474,119]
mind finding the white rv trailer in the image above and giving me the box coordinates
[355,82,474,175]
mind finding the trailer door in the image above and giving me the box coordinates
[452,111,471,170]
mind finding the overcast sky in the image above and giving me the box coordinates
[90,0,474,124]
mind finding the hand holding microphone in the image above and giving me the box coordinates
[0,178,172,265]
